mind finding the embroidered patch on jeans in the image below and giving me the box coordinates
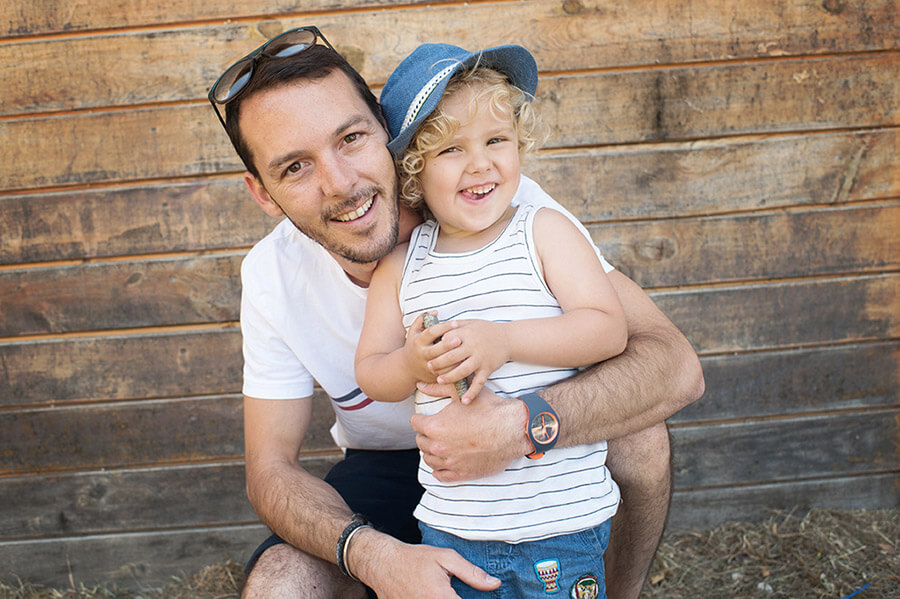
[533,558,561,593]
[570,574,600,598]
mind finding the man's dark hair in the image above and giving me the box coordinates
[223,45,382,180]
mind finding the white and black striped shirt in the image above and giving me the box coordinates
[400,185,620,543]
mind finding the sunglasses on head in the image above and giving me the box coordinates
[208,25,335,130]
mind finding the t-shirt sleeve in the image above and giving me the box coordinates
[240,253,315,400]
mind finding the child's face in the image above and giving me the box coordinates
[418,84,521,237]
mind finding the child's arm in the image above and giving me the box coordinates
[429,208,628,402]
[355,244,457,402]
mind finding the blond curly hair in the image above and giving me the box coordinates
[397,65,545,212]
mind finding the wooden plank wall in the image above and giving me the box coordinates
[1,0,898,589]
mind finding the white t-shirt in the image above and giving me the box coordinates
[240,175,612,450]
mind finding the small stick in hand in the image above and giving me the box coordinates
[422,312,469,399]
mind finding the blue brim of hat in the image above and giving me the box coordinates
[381,43,538,158]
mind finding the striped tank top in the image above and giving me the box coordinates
[399,201,620,543]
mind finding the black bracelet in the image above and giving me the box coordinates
[335,513,368,580]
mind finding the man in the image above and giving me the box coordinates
[208,27,704,599]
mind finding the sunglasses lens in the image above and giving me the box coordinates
[211,28,325,107]
[214,60,253,103]
[266,28,318,57]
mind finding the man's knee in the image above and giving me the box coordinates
[242,543,367,599]
[606,422,671,489]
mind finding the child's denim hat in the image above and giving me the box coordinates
[381,43,538,158]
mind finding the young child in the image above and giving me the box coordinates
[355,43,627,598]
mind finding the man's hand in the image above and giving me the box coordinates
[411,385,531,482]
[350,527,500,598]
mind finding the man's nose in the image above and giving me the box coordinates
[318,152,357,197]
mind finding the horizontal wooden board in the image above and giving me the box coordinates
[2,278,897,399]
[670,409,899,488]
[654,273,900,354]
[4,0,899,112]
[541,53,900,147]
[0,0,449,37]
[5,201,899,334]
[4,54,899,190]
[0,253,243,336]
[0,391,339,474]
[0,472,896,589]
[529,128,900,223]
[0,396,245,475]
[5,266,897,353]
[0,180,278,265]
[3,324,893,422]
[0,463,254,539]
[5,0,898,51]
[0,455,341,540]
[678,341,900,424]
[594,201,900,288]
[4,128,898,265]
[0,524,267,589]
[0,330,242,407]
[669,472,900,531]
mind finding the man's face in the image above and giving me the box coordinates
[240,70,399,266]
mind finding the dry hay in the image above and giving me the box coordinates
[1,508,896,598]
[646,508,899,599]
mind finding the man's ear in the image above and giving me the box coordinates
[244,172,284,217]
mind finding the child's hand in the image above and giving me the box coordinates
[404,312,459,383]
[427,319,509,404]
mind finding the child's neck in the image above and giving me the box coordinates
[433,204,517,253]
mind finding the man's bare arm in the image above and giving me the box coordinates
[243,396,357,563]
[412,270,704,482]
[243,396,499,597]
[543,270,704,445]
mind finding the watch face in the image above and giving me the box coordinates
[530,412,559,445]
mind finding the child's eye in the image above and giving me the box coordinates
[488,137,508,145]
[437,146,459,155]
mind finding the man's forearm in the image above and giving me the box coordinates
[541,325,703,446]
[540,271,704,446]
[247,457,357,565]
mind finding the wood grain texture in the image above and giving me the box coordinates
[593,202,900,287]
[0,330,242,407]
[4,0,898,109]
[0,455,340,539]
[0,253,243,336]
[0,524,268,589]
[680,341,900,424]
[526,128,900,222]
[669,472,900,531]
[670,409,899,488]
[0,180,278,265]
[1,0,898,588]
[4,128,896,265]
[653,274,900,353]
[4,54,898,190]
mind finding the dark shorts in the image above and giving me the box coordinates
[245,448,424,593]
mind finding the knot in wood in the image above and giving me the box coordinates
[822,0,846,15]
[635,236,676,262]
[562,0,584,15]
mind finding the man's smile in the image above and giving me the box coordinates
[333,195,375,222]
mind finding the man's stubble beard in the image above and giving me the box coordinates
[282,183,400,265]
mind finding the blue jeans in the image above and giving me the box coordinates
[420,520,610,598]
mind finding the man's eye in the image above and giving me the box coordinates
[344,132,361,144]
[287,162,303,174]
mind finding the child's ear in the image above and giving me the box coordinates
[244,173,284,217]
